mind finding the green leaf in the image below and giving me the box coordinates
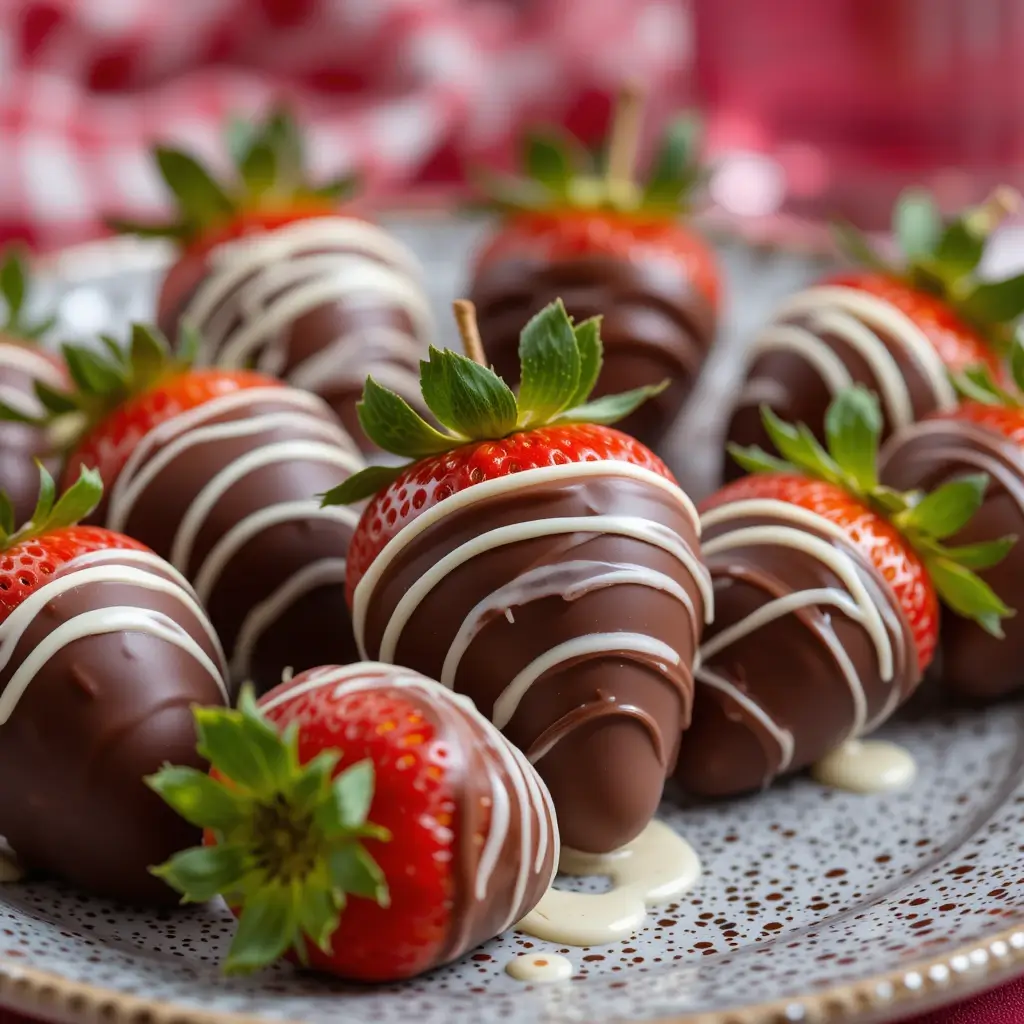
[1011,337,1024,394]
[29,462,56,525]
[523,131,575,196]
[330,760,375,831]
[555,380,670,426]
[151,842,250,903]
[145,765,250,833]
[155,146,235,225]
[565,316,603,409]
[33,380,78,417]
[62,343,125,397]
[262,108,305,185]
[289,750,339,816]
[104,216,192,241]
[357,376,457,457]
[0,491,15,537]
[961,274,1024,325]
[224,116,256,166]
[0,249,26,322]
[39,466,102,532]
[933,220,985,280]
[823,386,882,492]
[760,405,845,486]
[516,300,581,427]
[239,141,278,200]
[926,555,1014,636]
[943,536,1018,570]
[902,473,989,540]
[831,222,890,272]
[418,349,518,440]
[951,364,1013,407]
[296,875,342,955]
[727,443,798,477]
[306,175,359,204]
[645,114,701,206]
[320,464,408,506]
[894,188,942,260]
[328,844,389,907]
[224,885,297,975]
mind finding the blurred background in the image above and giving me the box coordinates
[1,0,1022,252]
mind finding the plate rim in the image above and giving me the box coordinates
[0,917,1022,1024]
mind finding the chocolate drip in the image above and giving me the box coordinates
[881,419,1024,700]
[724,286,956,483]
[358,467,708,853]
[0,551,228,905]
[674,504,919,798]
[470,255,717,448]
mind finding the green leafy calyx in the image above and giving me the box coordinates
[476,85,705,218]
[954,334,1024,408]
[730,386,1015,635]
[147,686,390,975]
[321,299,667,505]
[833,186,1024,349]
[0,247,56,342]
[108,107,359,244]
[0,463,103,551]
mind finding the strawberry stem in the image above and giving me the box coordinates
[604,81,644,195]
[452,300,488,367]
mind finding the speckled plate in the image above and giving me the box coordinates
[3,227,1024,1024]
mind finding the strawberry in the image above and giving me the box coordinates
[0,463,145,622]
[468,85,719,448]
[723,386,1015,671]
[323,298,672,603]
[106,108,358,324]
[147,665,557,981]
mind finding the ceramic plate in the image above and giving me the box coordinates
[3,226,1024,1024]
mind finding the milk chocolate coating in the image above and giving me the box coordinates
[674,504,919,797]
[264,664,557,967]
[724,289,950,483]
[97,390,363,696]
[880,418,1024,701]
[359,471,706,853]
[470,255,717,448]
[158,224,431,453]
[0,550,227,904]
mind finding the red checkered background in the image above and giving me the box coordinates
[0,0,691,251]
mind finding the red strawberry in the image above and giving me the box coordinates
[0,464,146,622]
[468,85,719,448]
[326,299,674,603]
[724,386,1014,671]
[147,664,557,981]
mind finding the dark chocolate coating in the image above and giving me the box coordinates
[98,388,363,696]
[0,549,227,904]
[359,469,707,853]
[263,664,557,969]
[674,503,919,797]
[880,418,1024,701]
[724,286,952,483]
[158,222,431,454]
[470,255,717,449]
[0,341,63,525]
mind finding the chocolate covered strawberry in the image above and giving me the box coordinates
[676,387,1013,798]
[725,187,1024,481]
[109,108,432,450]
[3,324,366,694]
[148,662,557,980]
[881,338,1024,700]
[468,85,719,448]
[0,464,228,904]
[0,248,68,524]
[324,298,712,853]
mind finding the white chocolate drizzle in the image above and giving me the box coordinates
[517,820,700,946]
[505,953,573,982]
[812,739,917,793]
[0,554,229,724]
[0,342,66,417]
[181,217,431,396]
[739,286,958,422]
[261,663,559,933]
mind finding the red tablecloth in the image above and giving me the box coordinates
[1,975,1022,1024]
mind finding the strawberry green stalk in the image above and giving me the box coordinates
[0,464,102,549]
[321,298,668,506]
[0,248,56,341]
[146,687,390,975]
[730,387,1015,636]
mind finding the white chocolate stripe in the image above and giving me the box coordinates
[746,324,853,395]
[287,326,423,392]
[774,286,957,412]
[375,516,712,664]
[493,633,681,732]
[230,558,348,684]
[0,384,42,416]
[169,441,362,573]
[440,560,697,689]
[695,665,796,772]
[354,461,706,655]
[0,607,224,725]
[193,501,359,605]
[0,343,65,388]
[108,412,353,534]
